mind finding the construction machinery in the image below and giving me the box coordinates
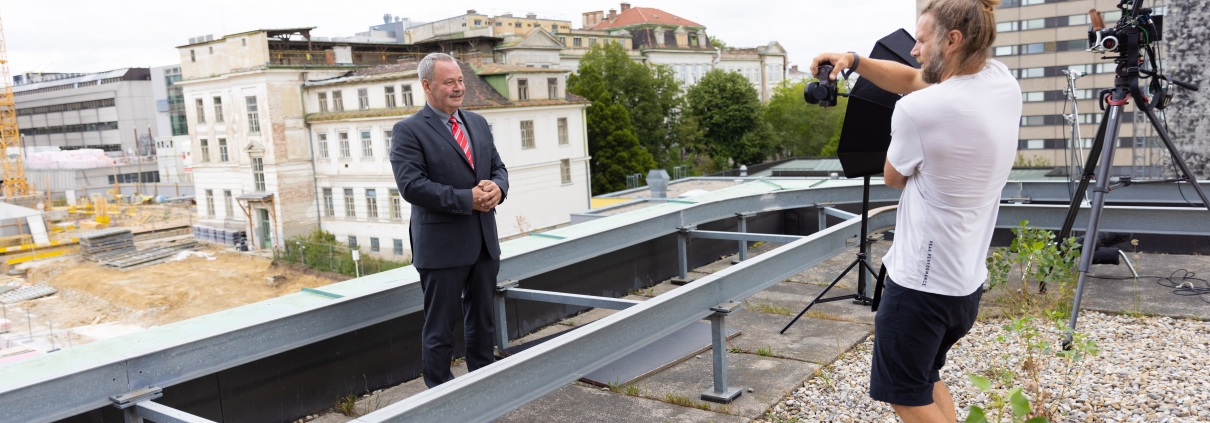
[0,12,31,197]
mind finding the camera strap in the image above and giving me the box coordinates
[871,264,887,312]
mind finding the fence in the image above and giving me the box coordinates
[273,240,409,278]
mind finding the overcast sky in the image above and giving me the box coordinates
[2,0,917,76]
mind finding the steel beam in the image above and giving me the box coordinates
[134,402,217,423]
[350,209,899,423]
[822,207,859,220]
[995,204,1210,236]
[504,288,642,311]
[687,230,803,244]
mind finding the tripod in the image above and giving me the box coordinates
[780,175,881,334]
[1058,51,1208,344]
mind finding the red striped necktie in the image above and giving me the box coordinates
[449,115,474,169]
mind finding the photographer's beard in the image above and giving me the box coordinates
[921,39,948,84]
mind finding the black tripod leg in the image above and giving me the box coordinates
[1058,112,1112,242]
[780,258,861,334]
[1066,103,1126,347]
[1139,106,1210,208]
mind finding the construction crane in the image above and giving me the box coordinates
[0,12,31,197]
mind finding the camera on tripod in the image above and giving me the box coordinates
[804,63,846,107]
[1087,1,1162,54]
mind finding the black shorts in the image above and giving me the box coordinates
[869,275,982,406]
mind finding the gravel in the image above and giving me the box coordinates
[756,311,1210,422]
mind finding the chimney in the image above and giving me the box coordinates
[468,9,477,14]
[583,11,605,28]
[384,14,392,24]
[620,3,631,11]
[527,13,537,19]
[646,170,670,198]
[608,9,617,20]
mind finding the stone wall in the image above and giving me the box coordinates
[1164,1,1210,178]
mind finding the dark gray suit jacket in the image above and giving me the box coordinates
[390,106,508,269]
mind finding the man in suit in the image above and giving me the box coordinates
[390,52,509,388]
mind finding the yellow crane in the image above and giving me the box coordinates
[0,12,31,197]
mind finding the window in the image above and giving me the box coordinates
[213,97,224,123]
[393,239,403,255]
[1022,92,1045,102]
[1026,140,1045,150]
[1068,14,1089,26]
[557,117,568,145]
[1068,64,1093,75]
[1022,43,1045,54]
[514,22,522,28]
[1095,63,1114,74]
[252,158,266,192]
[520,120,535,149]
[358,88,369,110]
[246,96,260,133]
[323,188,334,217]
[994,45,1017,56]
[559,36,567,45]
[318,92,329,113]
[1022,18,1046,30]
[190,50,195,63]
[402,85,414,107]
[1020,67,1045,78]
[195,99,206,124]
[199,139,210,162]
[344,189,356,217]
[1072,89,1094,100]
[209,46,213,54]
[517,79,529,100]
[370,237,380,252]
[390,189,402,220]
[1078,113,1102,124]
[1104,10,1122,21]
[1022,0,1044,5]
[548,78,558,99]
[332,91,344,112]
[474,19,483,26]
[573,37,582,47]
[384,130,392,155]
[1021,116,1046,126]
[218,138,229,162]
[224,190,234,216]
[339,132,351,157]
[348,236,358,249]
[318,133,329,158]
[589,37,597,47]
[366,189,378,219]
[205,190,215,216]
[996,21,1019,32]
[242,38,247,47]
[560,159,572,184]
[361,131,373,157]
[385,86,396,108]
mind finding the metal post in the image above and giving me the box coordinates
[494,281,518,354]
[731,213,750,265]
[701,302,742,403]
[818,205,827,232]
[122,407,144,423]
[48,319,57,352]
[671,226,696,285]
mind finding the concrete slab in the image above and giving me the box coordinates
[494,382,751,423]
[726,309,873,365]
[639,351,820,420]
[1078,252,1210,320]
[583,321,738,387]
[747,282,877,325]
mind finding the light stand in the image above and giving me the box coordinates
[780,175,880,334]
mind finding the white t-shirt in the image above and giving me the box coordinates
[882,60,1022,296]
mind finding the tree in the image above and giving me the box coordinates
[685,69,771,167]
[708,36,729,51]
[764,80,848,158]
[568,54,657,195]
[572,41,683,168]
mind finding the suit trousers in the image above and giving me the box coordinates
[416,243,499,388]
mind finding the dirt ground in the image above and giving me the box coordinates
[17,246,347,333]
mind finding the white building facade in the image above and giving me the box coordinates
[14,68,157,157]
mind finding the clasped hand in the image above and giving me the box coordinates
[471,180,501,212]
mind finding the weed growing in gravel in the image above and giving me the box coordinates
[966,315,1100,423]
[755,346,774,357]
[664,393,710,410]
[335,394,358,416]
[986,221,1081,318]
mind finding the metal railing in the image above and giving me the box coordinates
[1,180,1207,422]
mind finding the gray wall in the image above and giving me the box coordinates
[1166,3,1210,178]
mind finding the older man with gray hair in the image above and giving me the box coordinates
[390,52,509,388]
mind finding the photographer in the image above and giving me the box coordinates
[811,0,1021,421]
